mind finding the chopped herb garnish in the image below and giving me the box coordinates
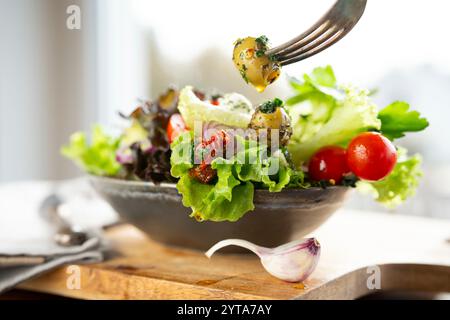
[273,98,283,106]
[341,174,358,187]
[232,102,251,112]
[240,65,249,84]
[255,35,269,47]
[260,98,284,114]
[269,54,279,62]
[256,49,265,58]
[255,35,270,58]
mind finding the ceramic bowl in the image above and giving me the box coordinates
[90,176,350,251]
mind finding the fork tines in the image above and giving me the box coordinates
[266,0,367,66]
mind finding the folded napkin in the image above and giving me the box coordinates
[0,179,119,293]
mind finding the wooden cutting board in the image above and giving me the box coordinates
[18,209,450,299]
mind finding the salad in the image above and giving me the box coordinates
[62,66,429,222]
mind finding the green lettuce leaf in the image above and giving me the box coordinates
[287,168,310,188]
[356,149,423,208]
[378,101,429,140]
[232,140,292,192]
[61,125,122,176]
[170,131,194,177]
[177,174,255,222]
[287,81,381,166]
[286,66,339,144]
[301,64,337,88]
[170,132,299,221]
[178,86,254,128]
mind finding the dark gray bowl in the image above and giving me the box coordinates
[90,176,350,251]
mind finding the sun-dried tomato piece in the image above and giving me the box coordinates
[189,162,217,184]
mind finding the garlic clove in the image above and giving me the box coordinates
[261,238,321,282]
[205,238,321,283]
[205,239,265,258]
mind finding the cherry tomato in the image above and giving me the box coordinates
[347,132,397,181]
[167,114,187,144]
[210,99,220,106]
[308,146,350,184]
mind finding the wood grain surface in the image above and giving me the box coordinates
[18,209,450,300]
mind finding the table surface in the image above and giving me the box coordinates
[19,209,450,300]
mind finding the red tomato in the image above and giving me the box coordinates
[308,146,350,184]
[167,114,187,144]
[347,132,397,181]
[210,99,220,106]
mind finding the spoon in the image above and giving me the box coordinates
[206,238,321,282]
[39,194,88,247]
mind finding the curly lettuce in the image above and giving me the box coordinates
[170,132,301,222]
[178,86,254,128]
[357,149,423,208]
[61,125,122,176]
[286,66,381,165]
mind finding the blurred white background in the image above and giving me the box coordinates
[0,0,449,217]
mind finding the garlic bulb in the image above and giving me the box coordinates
[205,238,321,282]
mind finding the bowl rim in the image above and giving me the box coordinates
[88,174,350,193]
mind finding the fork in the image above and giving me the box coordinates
[267,0,367,66]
